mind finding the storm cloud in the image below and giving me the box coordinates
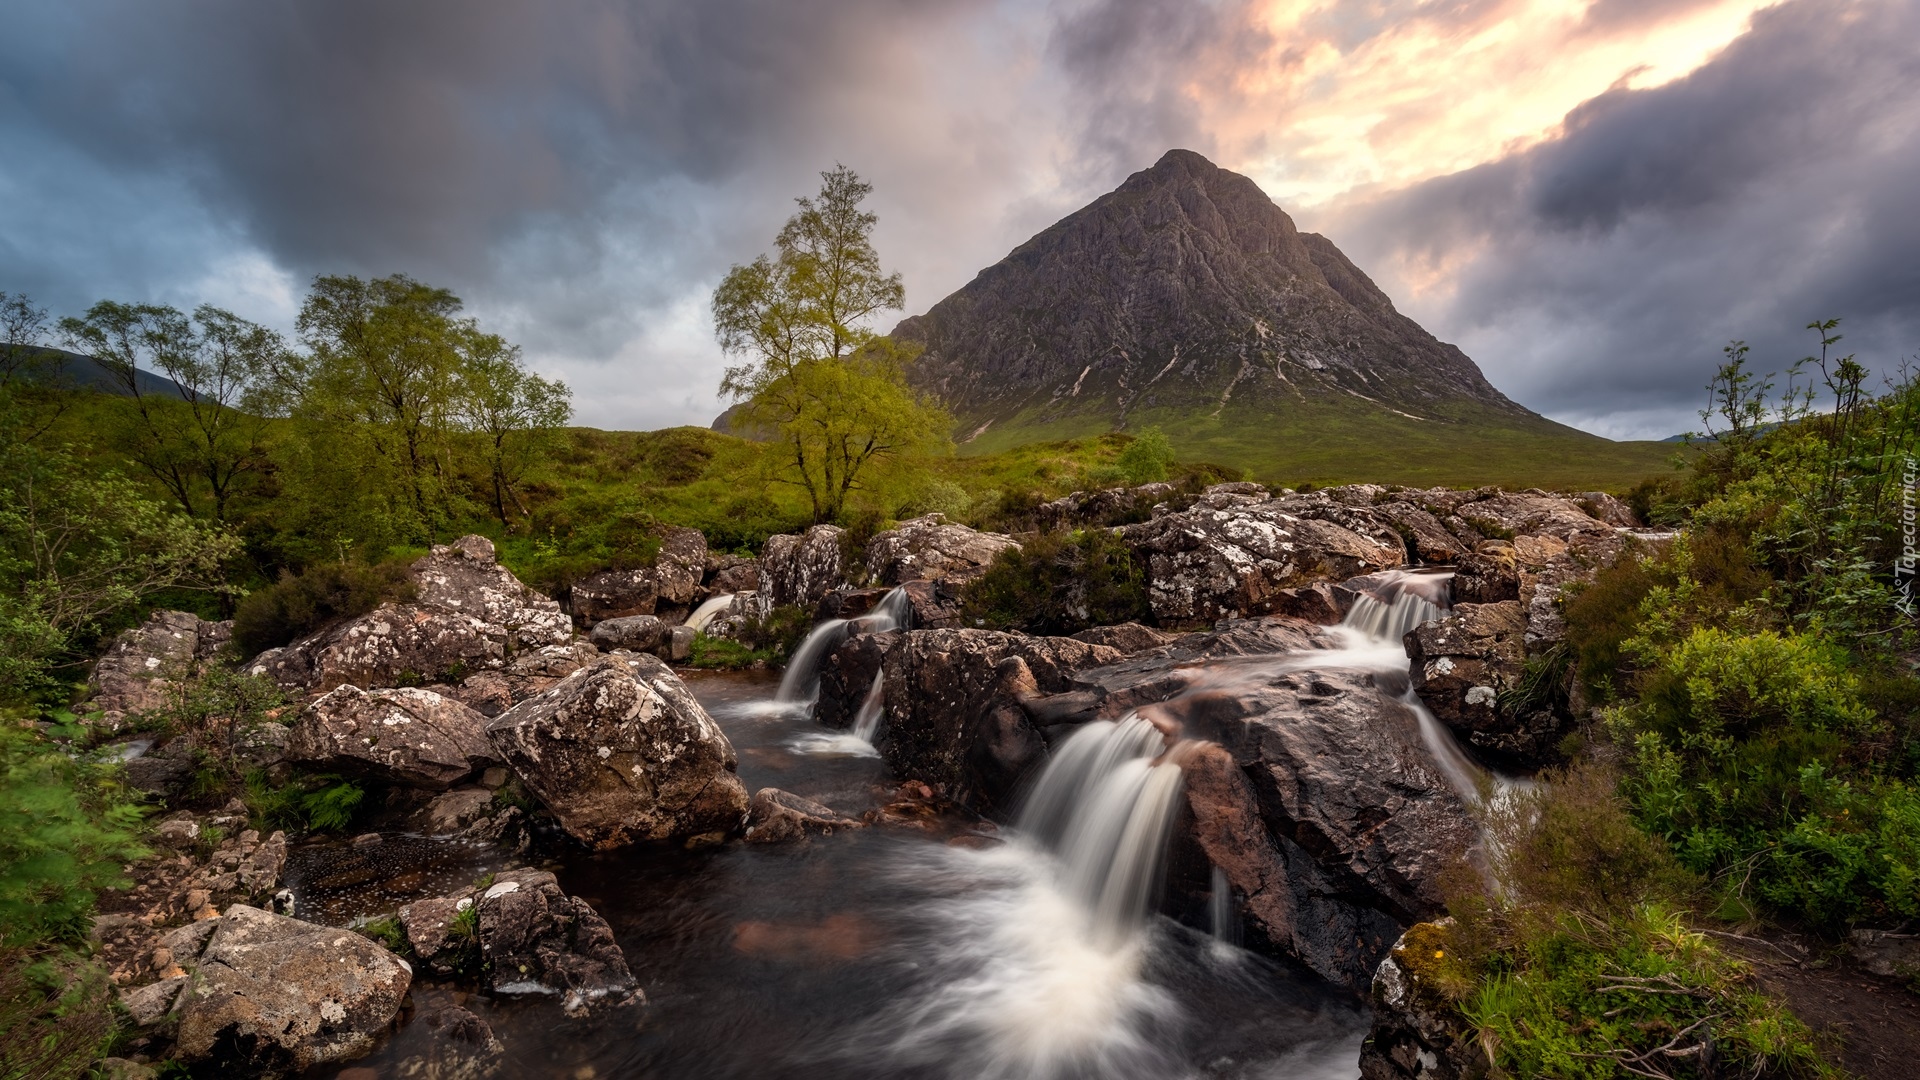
[1,0,1914,437]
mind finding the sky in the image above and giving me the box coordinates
[1,0,1915,440]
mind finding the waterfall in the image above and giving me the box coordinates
[1208,865,1239,948]
[851,670,886,743]
[1015,715,1190,951]
[684,593,735,633]
[775,586,912,707]
[1341,568,1452,642]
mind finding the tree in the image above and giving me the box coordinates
[0,292,69,443]
[60,302,291,520]
[712,167,948,523]
[453,331,572,528]
[296,274,468,537]
[1117,426,1176,483]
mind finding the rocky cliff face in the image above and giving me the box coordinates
[894,149,1537,442]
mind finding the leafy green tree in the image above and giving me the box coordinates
[1116,426,1176,484]
[0,291,70,444]
[454,331,572,528]
[713,167,949,523]
[60,301,291,520]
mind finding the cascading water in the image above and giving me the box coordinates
[684,593,735,634]
[851,670,886,743]
[1208,866,1239,950]
[775,586,912,706]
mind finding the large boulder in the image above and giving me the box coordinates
[1406,601,1568,766]
[1118,499,1404,624]
[759,524,848,608]
[1449,542,1520,605]
[820,629,1122,811]
[1453,490,1615,541]
[568,526,709,627]
[486,655,749,848]
[289,685,497,790]
[247,536,573,698]
[1048,617,1479,986]
[402,868,637,1009]
[89,611,231,729]
[862,514,1019,588]
[588,614,668,653]
[438,640,604,718]
[173,905,412,1074]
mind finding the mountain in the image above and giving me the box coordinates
[894,150,1666,484]
[11,346,188,399]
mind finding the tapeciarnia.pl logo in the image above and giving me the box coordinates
[1899,454,1917,620]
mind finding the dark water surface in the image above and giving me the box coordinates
[305,670,1367,1080]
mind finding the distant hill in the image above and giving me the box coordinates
[9,345,188,398]
[892,149,1673,486]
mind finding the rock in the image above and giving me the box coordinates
[702,590,773,640]
[1119,498,1404,624]
[1575,490,1639,528]
[399,896,465,963]
[744,788,861,844]
[668,625,694,662]
[1359,921,1488,1080]
[173,905,412,1074]
[813,631,899,733]
[94,1059,157,1080]
[1263,581,1354,624]
[1037,483,1177,528]
[651,526,708,607]
[836,629,1122,811]
[121,974,188,1028]
[1454,491,1613,541]
[422,787,497,834]
[247,537,572,698]
[472,869,638,1009]
[233,721,293,771]
[1850,929,1920,978]
[1068,623,1177,654]
[569,568,658,627]
[291,686,497,790]
[485,655,749,848]
[1060,618,1478,986]
[152,813,203,849]
[589,613,668,652]
[759,524,847,608]
[1449,543,1519,605]
[88,610,212,729]
[704,553,760,596]
[1407,602,1566,767]
[863,515,1020,588]
[124,743,195,797]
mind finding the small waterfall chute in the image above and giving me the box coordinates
[851,670,886,743]
[684,593,734,634]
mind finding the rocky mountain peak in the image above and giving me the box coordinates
[894,149,1535,446]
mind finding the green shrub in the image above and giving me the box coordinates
[0,947,116,1080]
[962,528,1152,635]
[0,721,148,947]
[1115,427,1175,484]
[243,770,366,834]
[232,560,416,656]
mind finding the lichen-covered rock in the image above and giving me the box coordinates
[703,553,759,596]
[402,868,638,1010]
[1454,490,1615,541]
[1574,490,1639,528]
[744,788,862,844]
[1359,921,1489,1080]
[589,613,668,653]
[703,590,773,640]
[1068,622,1177,654]
[1036,483,1176,528]
[246,537,571,698]
[485,655,748,848]
[173,905,412,1074]
[89,610,225,729]
[572,528,710,627]
[863,514,1020,588]
[1118,498,1404,624]
[1406,601,1567,767]
[440,641,604,717]
[1449,542,1519,604]
[290,686,497,790]
[759,524,848,608]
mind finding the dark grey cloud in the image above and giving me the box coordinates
[1318,0,1920,438]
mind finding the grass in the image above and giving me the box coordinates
[958,394,1686,491]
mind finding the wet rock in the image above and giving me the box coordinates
[88,610,215,729]
[486,655,749,848]
[589,613,668,653]
[1119,498,1404,625]
[744,788,862,843]
[1359,921,1488,1080]
[759,524,847,608]
[858,629,1122,811]
[173,905,412,1074]
[291,686,498,790]
[248,537,572,698]
[465,869,637,1009]
[1263,581,1354,624]
[1066,620,1478,986]
[1407,601,1565,767]
[863,514,1020,588]
[1069,622,1177,654]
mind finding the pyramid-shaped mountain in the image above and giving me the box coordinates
[895,150,1634,482]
